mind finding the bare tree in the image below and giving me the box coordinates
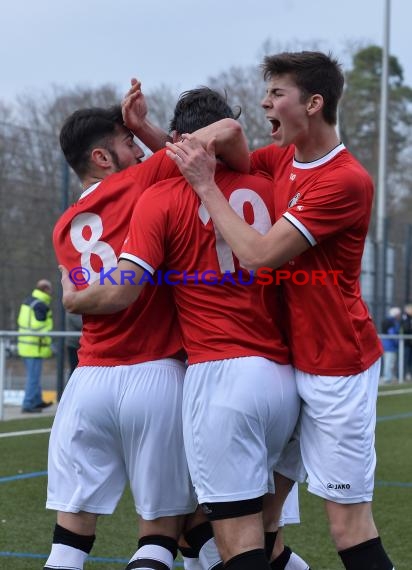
[146,84,179,133]
[1,84,122,329]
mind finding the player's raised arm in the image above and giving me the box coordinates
[123,78,249,172]
[60,260,145,315]
[122,78,172,151]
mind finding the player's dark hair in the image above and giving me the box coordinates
[59,105,124,178]
[170,87,240,134]
[262,51,344,125]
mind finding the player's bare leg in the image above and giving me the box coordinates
[44,512,97,570]
[262,483,311,569]
[138,514,185,539]
[326,501,394,569]
[263,474,294,532]
[44,512,186,570]
[57,511,97,534]
[211,511,270,569]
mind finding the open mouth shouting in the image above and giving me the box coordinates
[268,118,281,137]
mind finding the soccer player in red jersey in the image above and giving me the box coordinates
[164,52,394,570]
[61,88,310,570]
[47,83,257,570]
[47,105,198,570]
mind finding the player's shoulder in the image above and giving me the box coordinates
[251,144,294,180]
[84,171,146,208]
[215,163,271,185]
[242,169,273,186]
[326,148,374,192]
[53,202,78,239]
[251,143,293,162]
[53,174,135,232]
[127,148,178,181]
[143,175,188,195]
[135,176,185,214]
[99,167,146,191]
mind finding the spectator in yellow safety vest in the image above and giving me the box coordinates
[17,278,54,412]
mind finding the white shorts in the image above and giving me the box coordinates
[183,357,300,504]
[296,359,381,504]
[46,359,197,519]
[274,421,307,485]
[278,483,300,526]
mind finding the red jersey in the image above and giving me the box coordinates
[53,150,183,366]
[120,166,290,365]
[251,143,383,375]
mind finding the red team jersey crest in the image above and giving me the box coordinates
[53,150,183,366]
[251,143,383,375]
[120,165,290,365]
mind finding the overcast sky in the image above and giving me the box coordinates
[1,0,409,106]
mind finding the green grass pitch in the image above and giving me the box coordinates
[1,386,411,569]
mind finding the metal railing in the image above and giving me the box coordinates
[0,331,81,421]
[379,333,412,383]
[0,331,411,421]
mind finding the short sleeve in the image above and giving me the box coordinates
[283,169,372,245]
[250,144,292,177]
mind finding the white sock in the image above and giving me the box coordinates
[285,551,311,570]
[127,544,174,569]
[44,543,88,569]
[198,537,222,569]
[182,555,203,570]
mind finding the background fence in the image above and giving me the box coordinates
[1,330,411,421]
[0,331,80,420]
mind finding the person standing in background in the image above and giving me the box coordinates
[381,307,402,384]
[401,304,412,381]
[17,278,54,413]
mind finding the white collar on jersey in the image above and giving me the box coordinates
[292,142,345,170]
[79,181,101,200]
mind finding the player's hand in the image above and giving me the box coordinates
[122,77,148,132]
[59,265,79,313]
[166,135,217,198]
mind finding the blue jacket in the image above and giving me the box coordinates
[381,318,401,352]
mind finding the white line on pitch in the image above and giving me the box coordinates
[0,428,51,438]
[378,388,412,397]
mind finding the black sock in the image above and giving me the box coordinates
[270,545,292,569]
[126,535,178,570]
[339,537,394,570]
[224,549,270,570]
[44,524,95,570]
[137,534,177,559]
[184,521,214,553]
[184,522,223,569]
[53,523,95,553]
[179,545,199,558]
[264,531,278,560]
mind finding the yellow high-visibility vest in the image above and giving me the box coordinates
[17,288,53,358]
